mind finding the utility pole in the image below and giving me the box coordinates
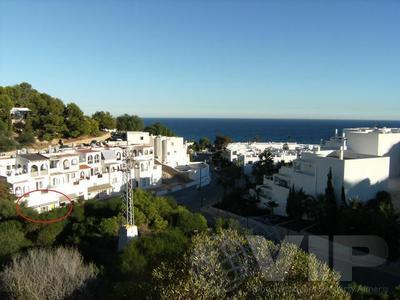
[118,147,138,251]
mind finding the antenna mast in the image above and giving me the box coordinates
[123,148,135,226]
[118,147,138,251]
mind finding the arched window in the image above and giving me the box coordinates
[53,178,58,186]
[40,164,47,174]
[116,152,121,160]
[63,160,70,170]
[133,150,137,156]
[88,155,93,164]
[94,154,100,163]
[15,186,22,197]
[144,150,148,155]
[80,171,85,179]
[31,165,38,175]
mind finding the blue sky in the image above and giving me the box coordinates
[0,0,399,119]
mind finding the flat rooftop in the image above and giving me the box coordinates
[344,127,400,134]
[327,150,380,160]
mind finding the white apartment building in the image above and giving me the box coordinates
[225,142,314,175]
[344,127,400,178]
[0,131,210,212]
[152,136,190,167]
[255,127,400,217]
[0,144,162,213]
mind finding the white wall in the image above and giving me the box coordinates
[127,131,150,145]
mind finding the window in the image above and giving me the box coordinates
[94,154,100,163]
[80,172,85,179]
[50,160,59,169]
[116,152,121,160]
[36,181,43,190]
[63,160,70,170]
[88,155,93,164]
[15,186,22,197]
[71,159,78,165]
[31,165,38,175]
[53,178,59,186]
[144,150,148,155]
[40,164,48,173]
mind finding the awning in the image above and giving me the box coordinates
[88,184,112,193]
[79,164,91,170]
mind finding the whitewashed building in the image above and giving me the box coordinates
[0,131,210,212]
[255,127,400,216]
[224,142,314,175]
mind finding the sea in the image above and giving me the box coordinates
[143,118,400,144]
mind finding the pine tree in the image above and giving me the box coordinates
[286,185,295,218]
[324,168,337,233]
[340,185,347,209]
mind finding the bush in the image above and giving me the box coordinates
[0,221,31,260]
[0,247,98,300]
[154,229,349,299]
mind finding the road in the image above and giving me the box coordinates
[167,170,223,213]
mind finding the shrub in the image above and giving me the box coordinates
[0,247,98,300]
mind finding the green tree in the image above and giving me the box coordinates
[83,116,101,136]
[153,229,349,299]
[0,221,31,259]
[0,94,13,130]
[198,137,211,150]
[99,216,123,237]
[116,114,144,131]
[0,181,16,219]
[92,111,116,130]
[324,168,337,233]
[176,210,208,233]
[214,135,232,150]
[144,122,175,136]
[286,186,306,219]
[64,103,87,138]
[252,149,274,184]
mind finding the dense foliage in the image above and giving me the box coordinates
[0,83,177,151]
[1,247,98,300]
[0,180,395,298]
[0,83,104,150]
[154,229,349,299]
[144,122,175,137]
[92,111,117,130]
[116,114,143,131]
[286,174,400,260]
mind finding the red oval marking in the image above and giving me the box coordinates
[15,189,74,224]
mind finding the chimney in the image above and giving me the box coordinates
[335,129,338,137]
[339,146,344,160]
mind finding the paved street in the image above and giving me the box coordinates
[167,170,223,212]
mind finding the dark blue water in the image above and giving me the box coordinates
[143,118,400,144]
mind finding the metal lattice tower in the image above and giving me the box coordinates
[122,149,135,226]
